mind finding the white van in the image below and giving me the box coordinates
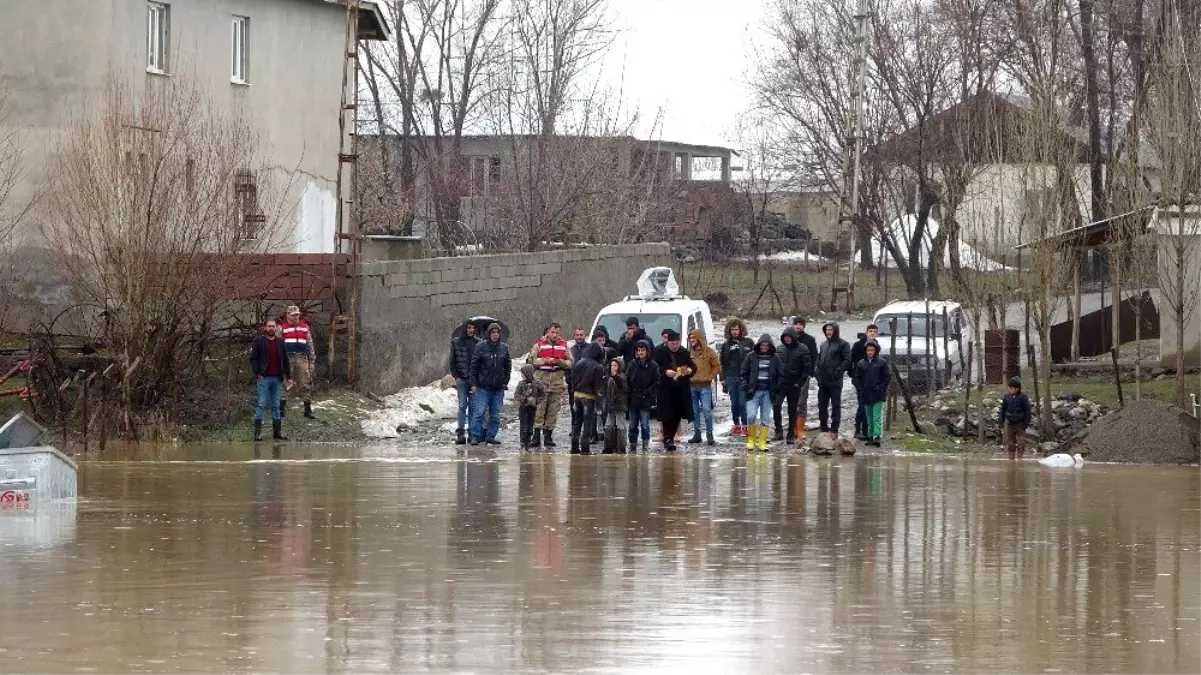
[590,267,718,345]
[872,299,968,386]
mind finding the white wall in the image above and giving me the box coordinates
[1153,211,1201,368]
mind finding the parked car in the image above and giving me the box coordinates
[872,299,968,389]
[590,267,718,346]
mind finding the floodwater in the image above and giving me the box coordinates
[1,445,1198,674]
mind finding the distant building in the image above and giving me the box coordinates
[754,186,841,243]
[871,92,1159,263]
[1149,204,1201,368]
[367,133,737,244]
[0,0,389,254]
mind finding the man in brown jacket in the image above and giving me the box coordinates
[687,328,721,445]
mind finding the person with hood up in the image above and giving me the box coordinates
[514,364,547,451]
[448,320,481,445]
[468,323,512,445]
[527,323,573,449]
[849,323,879,439]
[569,342,606,454]
[652,330,695,452]
[852,340,890,446]
[591,329,619,443]
[615,317,650,365]
[602,357,629,454]
[773,326,813,442]
[687,328,721,446]
[719,318,755,437]
[997,377,1033,459]
[625,340,660,452]
[740,333,781,451]
[815,322,852,435]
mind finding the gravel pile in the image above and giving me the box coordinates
[1062,399,1200,464]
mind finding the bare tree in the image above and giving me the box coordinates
[1144,4,1201,406]
[42,76,291,438]
[0,91,41,332]
[360,0,507,244]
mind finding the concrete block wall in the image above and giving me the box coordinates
[356,244,672,394]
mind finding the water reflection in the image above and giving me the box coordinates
[0,454,1195,673]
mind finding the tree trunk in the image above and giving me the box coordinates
[1080,0,1106,224]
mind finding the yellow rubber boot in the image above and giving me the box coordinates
[746,424,758,451]
[757,424,770,451]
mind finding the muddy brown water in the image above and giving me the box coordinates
[1,444,1198,674]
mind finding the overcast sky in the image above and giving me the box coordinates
[601,0,767,151]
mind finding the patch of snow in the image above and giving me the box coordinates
[758,250,829,263]
[855,215,1012,272]
[360,360,525,439]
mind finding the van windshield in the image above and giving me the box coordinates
[875,315,946,338]
[596,314,681,343]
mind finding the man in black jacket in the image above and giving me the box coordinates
[615,317,650,365]
[652,330,695,452]
[468,323,511,445]
[569,343,606,454]
[251,319,293,442]
[997,377,1033,459]
[792,316,820,430]
[773,326,813,442]
[815,322,852,435]
[448,321,480,444]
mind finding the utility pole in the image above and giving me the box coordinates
[833,0,871,311]
[335,0,362,382]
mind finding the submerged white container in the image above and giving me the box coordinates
[0,413,78,548]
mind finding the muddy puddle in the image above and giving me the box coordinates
[1,445,1197,673]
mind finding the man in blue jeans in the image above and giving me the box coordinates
[468,323,512,445]
[448,320,481,444]
[250,319,293,441]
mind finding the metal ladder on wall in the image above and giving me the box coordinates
[332,0,361,383]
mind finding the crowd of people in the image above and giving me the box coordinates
[244,308,1031,457]
[445,315,896,454]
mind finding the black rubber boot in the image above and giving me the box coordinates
[272,420,287,440]
[455,428,467,445]
[303,401,316,419]
[688,432,703,444]
[253,420,263,442]
[530,429,542,448]
[279,399,287,418]
[543,430,557,448]
[706,431,715,446]
[774,428,785,442]
[641,439,649,453]
[570,437,580,454]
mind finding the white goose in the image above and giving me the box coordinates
[1039,453,1084,468]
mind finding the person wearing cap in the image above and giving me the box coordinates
[652,329,695,452]
[997,377,1033,460]
[851,339,890,446]
[279,305,317,420]
[615,317,649,365]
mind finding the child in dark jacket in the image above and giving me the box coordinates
[997,377,1033,459]
[851,340,890,446]
[515,364,547,451]
[625,340,660,452]
[602,358,629,454]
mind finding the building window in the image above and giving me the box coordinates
[147,2,170,73]
[466,156,501,196]
[231,16,249,84]
[235,169,264,239]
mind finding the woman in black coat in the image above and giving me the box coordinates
[651,330,695,452]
